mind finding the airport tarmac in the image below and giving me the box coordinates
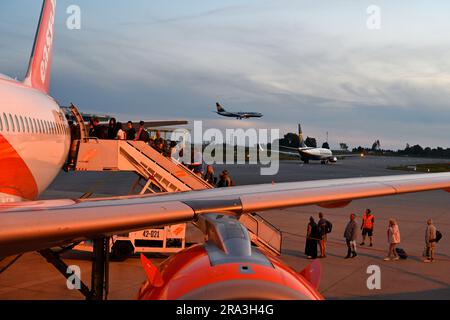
[1,156,449,300]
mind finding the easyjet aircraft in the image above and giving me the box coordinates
[1,0,450,300]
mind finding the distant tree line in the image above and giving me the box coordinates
[352,143,450,159]
[279,131,450,158]
[278,133,330,149]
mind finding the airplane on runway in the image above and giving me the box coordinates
[278,124,363,164]
[215,102,263,119]
[1,0,450,301]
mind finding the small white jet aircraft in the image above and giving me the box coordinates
[278,124,363,164]
[215,102,263,119]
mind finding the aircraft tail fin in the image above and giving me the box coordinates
[299,260,321,289]
[298,124,307,148]
[216,102,225,112]
[23,0,57,94]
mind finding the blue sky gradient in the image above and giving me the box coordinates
[1,0,450,149]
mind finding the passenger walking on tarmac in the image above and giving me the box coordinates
[126,121,136,140]
[116,122,126,140]
[305,217,319,259]
[424,219,437,263]
[384,219,401,261]
[203,165,216,185]
[217,170,232,187]
[360,209,375,247]
[317,212,332,258]
[344,214,358,259]
[107,118,118,139]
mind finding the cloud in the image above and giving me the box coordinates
[2,0,450,149]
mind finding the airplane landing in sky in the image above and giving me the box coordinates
[215,102,263,119]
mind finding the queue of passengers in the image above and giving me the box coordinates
[305,210,442,263]
[87,118,170,154]
[87,118,237,188]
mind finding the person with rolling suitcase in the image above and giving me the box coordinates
[384,219,401,261]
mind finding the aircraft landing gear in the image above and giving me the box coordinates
[39,237,110,300]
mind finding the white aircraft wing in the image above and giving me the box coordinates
[1,173,449,258]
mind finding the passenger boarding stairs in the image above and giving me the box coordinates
[68,111,281,255]
[74,139,210,193]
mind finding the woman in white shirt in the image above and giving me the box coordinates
[116,122,126,140]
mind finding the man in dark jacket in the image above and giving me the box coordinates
[126,121,136,140]
[91,118,107,139]
[344,213,358,259]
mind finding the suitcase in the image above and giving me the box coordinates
[395,247,408,259]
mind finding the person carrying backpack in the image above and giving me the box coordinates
[424,218,440,263]
[317,212,332,258]
[135,121,150,142]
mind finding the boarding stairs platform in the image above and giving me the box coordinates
[67,103,281,255]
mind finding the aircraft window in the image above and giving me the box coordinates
[52,122,56,135]
[33,118,37,134]
[20,116,25,132]
[9,114,15,132]
[0,115,2,131]
[3,112,9,132]
[14,115,20,132]
[29,117,34,133]
[45,121,49,134]
[38,119,43,134]
[3,113,8,132]
[24,117,29,133]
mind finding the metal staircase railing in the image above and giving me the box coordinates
[239,213,282,256]
[72,137,282,255]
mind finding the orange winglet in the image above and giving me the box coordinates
[140,254,164,288]
[299,260,321,289]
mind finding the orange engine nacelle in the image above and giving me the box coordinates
[137,244,323,300]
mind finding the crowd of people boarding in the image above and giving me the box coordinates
[75,117,235,189]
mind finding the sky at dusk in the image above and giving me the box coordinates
[1,0,450,149]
